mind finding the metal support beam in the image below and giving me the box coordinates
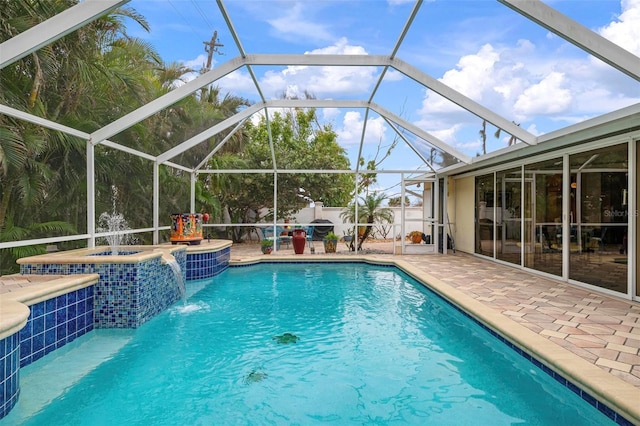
[153,162,160,244]
[562,154,570,280]
[354,108,371,174]
[500,0,640,82]
[0,105,90,139]
[0,0,128,69]
[243,53,390,67]
[190,173,196,213]
[87,141,96,248]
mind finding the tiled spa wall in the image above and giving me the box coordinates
[17,246,233,329]
[0,285,95,420]
[1,246,230,419]
[20,251,187,329]
[19,286,95,367]
[0,333,19,419]
[186,246,230,280]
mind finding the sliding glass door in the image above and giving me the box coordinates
[568,144,628,293]
[524,159,563,277]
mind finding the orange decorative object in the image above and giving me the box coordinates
[170,213,203,245]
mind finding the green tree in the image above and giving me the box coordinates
[200,108,354,242]
[0,1,170,272]
[479,120,487,156]
[388,196,410,207]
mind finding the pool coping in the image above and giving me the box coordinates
[15,245,187,264]
[229,255,640,425]
[0,274,99,340]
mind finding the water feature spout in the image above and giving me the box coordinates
[161,253,186,300]
[97,211,131,255]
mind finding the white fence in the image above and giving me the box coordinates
[280,203,428,240]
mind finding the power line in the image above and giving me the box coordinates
[167,0,208,42]
[190,0,216,31]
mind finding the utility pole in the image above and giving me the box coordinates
[200,31,224,102]
[202,30,224,73]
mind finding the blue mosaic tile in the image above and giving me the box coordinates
[56,324,67,340]
[32,334,44,352]
[14,285,95,369]
[32,317,44,335]
[32,303,44,317]
[0,333,19,420]
[55,308,66,324]
[56,294,67,309]
[45,297,55,312]
[5,244,227,418]
[45,329,56,347]
[185,247,230,280]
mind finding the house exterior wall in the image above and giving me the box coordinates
[453,176,475,254]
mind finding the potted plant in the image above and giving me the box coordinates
[323,231,339,253]
[261,239,274,254]
[407,231,423,244]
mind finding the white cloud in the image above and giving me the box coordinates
[456,139,483,151]
[414,4,640,155]
[525,123,540,136]
[181,54,209,71]
[441,44,500,100]
[598,0,640,56]
[336,111,387,146]
[431,124,463,145]
[513,72,572,115]
[322,107,341,121]
[306,37,367,56]
[267,2,333,42]
[216,70,258,95]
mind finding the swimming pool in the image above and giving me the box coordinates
[2,263,620,425]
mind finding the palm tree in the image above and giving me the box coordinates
[479,120,487,155]
[494,122,519,147]
[0,1,165,263]
[340,192,394,251]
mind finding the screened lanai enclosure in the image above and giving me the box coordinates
[1,0,638,298]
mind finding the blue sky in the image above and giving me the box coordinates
[126,0,640,196]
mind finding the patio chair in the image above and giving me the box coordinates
[306,226,315,249]
[262,227,283,249]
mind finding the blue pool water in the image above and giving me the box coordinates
[3,263,617,425]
